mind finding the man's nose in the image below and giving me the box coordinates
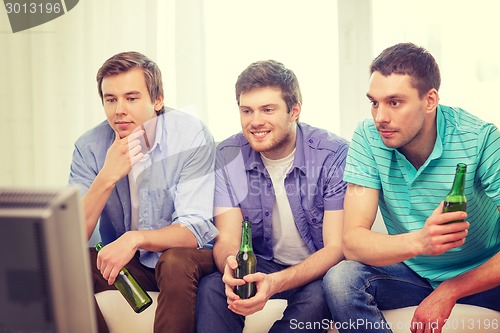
[115,100,127,115]
[374,105,389,124]
[250,111,265,126]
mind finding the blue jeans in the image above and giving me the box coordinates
[322,260,500,333]
[197,258,331,333]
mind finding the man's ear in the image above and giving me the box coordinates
[425,88,439,113]
[154,96,164,111]
[290,102,301,122]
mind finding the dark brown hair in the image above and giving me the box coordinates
[370,42,441,98]
[235,60,302,112]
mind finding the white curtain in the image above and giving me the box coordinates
[0,0,207,187]
[0,0,347,187]
[2,0,499,189]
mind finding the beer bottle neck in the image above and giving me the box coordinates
[239,220,253,252]
[449,163,466,196]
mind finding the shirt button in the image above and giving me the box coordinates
[312,218,317,223]
[267,182,272,188]
[265,211,270,217]
[308,139,314,144]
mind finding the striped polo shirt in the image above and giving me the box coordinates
[344,104,500,288]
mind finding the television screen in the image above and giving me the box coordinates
[0,187,97,333]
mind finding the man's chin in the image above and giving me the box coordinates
[115,125,143,138]
[114,129,132,139]
[379,137,399,149]
[247,140,270,153]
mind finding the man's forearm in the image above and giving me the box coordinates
[343,227,420,266]
[271,245,343,294]
[341,184,417,266]
[438,251,500,301]
[213,241,239,273]
[125,224,198,253]
[82,173,116,239]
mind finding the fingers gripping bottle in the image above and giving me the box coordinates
[234,219,257,299]
[443,163,467,223]
[94,242,152,313]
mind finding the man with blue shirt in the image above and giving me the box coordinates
[323,43,500,333]
[69,51,217,333]
[196,60,348,332]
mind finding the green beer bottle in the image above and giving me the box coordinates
[443,163,467,222]
[94,242,152,313]
[234,219,257,299]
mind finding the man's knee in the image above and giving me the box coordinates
[296,280,330,316]
[198,272,224,300]
[323,260,366,298]
[156,247,213,280]
[300,279,328,302]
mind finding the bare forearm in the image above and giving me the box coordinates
[344,227,419,266]
[82,173,116,239]
[345,205,470,267]
[81,132,145,240]
[271,245,344,294]
[213,240,239,273]
[342,184,417,266]
[438,252,500,301]
[123,224,198,253]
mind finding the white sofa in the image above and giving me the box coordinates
[96,290,499,333]
[95,218,499,332]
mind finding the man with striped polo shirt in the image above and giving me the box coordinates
[323,42,500,333]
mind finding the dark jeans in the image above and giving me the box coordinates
[196,258,331,333]
[90,247,215,333]
[322,260,500,333]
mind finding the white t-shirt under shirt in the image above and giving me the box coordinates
[261,150,312,266]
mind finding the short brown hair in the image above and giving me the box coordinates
[96,51,165,114]
[235,60,302,112]
[370,42,441,98]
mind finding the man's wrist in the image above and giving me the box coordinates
[123,230,144,252]
[435,279,461,302]
[267,271,286,295]
[408,230,426,257]
[95,169,120,190]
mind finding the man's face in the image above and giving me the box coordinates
[101,67,163,138]
[239,86,300,160]
[367,72,428,151]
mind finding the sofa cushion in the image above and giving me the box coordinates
[96,291,500,333]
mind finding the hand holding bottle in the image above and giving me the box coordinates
[95,235,138,285]
[415,202,469,256]
[222,255,245,295]
[226,268,274,316]
[95,242,153,313]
